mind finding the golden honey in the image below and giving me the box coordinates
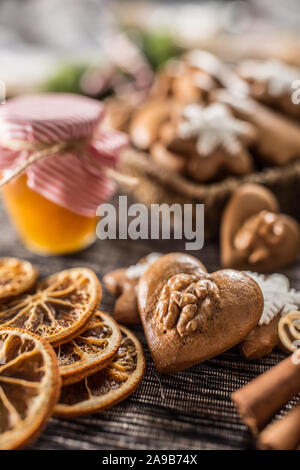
[2,174,98,255]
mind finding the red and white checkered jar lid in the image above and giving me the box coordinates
[0,93,128,217]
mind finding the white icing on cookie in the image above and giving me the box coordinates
[239,59,300,97]
[187,50,222,77]
[245,271,300,326]
[126,252,162,279]
[178,103,251,156]
[186,49,249,96]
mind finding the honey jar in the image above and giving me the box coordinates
[0,94,127,255]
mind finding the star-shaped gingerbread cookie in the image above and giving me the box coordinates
[157,102,256,183]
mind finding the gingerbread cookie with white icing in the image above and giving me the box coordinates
[103,253,162,324]
[237,59,300,119]
[131,50,249,154]
[240,272,300,360]
[151,58,217,105]
[221,183,300,272]
[130,56,217,152]
[214,89,300,166]
[151,48,249,104]
[185,49,249,97]
[152,102,256,183]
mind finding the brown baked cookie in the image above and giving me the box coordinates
[150,141,187,175]
[156,102,256,183]
[185,49,249,96]
[214,89,300,166]
[151,57,217,104]
[103,253,162,324]
[129,98,173,150]
[237,59,300,119]
[138,253,263,374]
[221,183,300,272]
[130,55,221,152]
[239,272,300,360]
[102,97,135,132]
[239,316,280,360]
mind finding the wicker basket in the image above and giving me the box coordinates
[119,148,300,240]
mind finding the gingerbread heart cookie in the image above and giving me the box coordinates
[138,253,263,373]
[221,183,300,272]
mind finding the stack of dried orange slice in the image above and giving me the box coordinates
[0,258,146,450]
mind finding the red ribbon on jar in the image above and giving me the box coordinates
[0,93,129,217]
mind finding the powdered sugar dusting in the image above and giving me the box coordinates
[126,253,162,279]
[178,103,250,156]
[245,271,300,326]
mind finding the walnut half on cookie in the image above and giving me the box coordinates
[155,273,220,337]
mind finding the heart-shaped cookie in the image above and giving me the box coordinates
[221,183,300,272]
[138,252,263,373]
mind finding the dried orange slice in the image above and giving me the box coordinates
[0,258,37,301]
[55,311,122,385]
[0,268,101,346]
[0,327,60,450]
[54,326,146,417]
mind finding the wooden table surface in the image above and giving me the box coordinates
[0,199,299,450]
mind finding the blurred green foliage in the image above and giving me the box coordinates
[141,30,183,70]
[126,29,183,71]
[43,63,88,94]
[42,30,182,96]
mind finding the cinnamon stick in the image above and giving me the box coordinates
[232,355,300,435]
[258,403,300,450]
